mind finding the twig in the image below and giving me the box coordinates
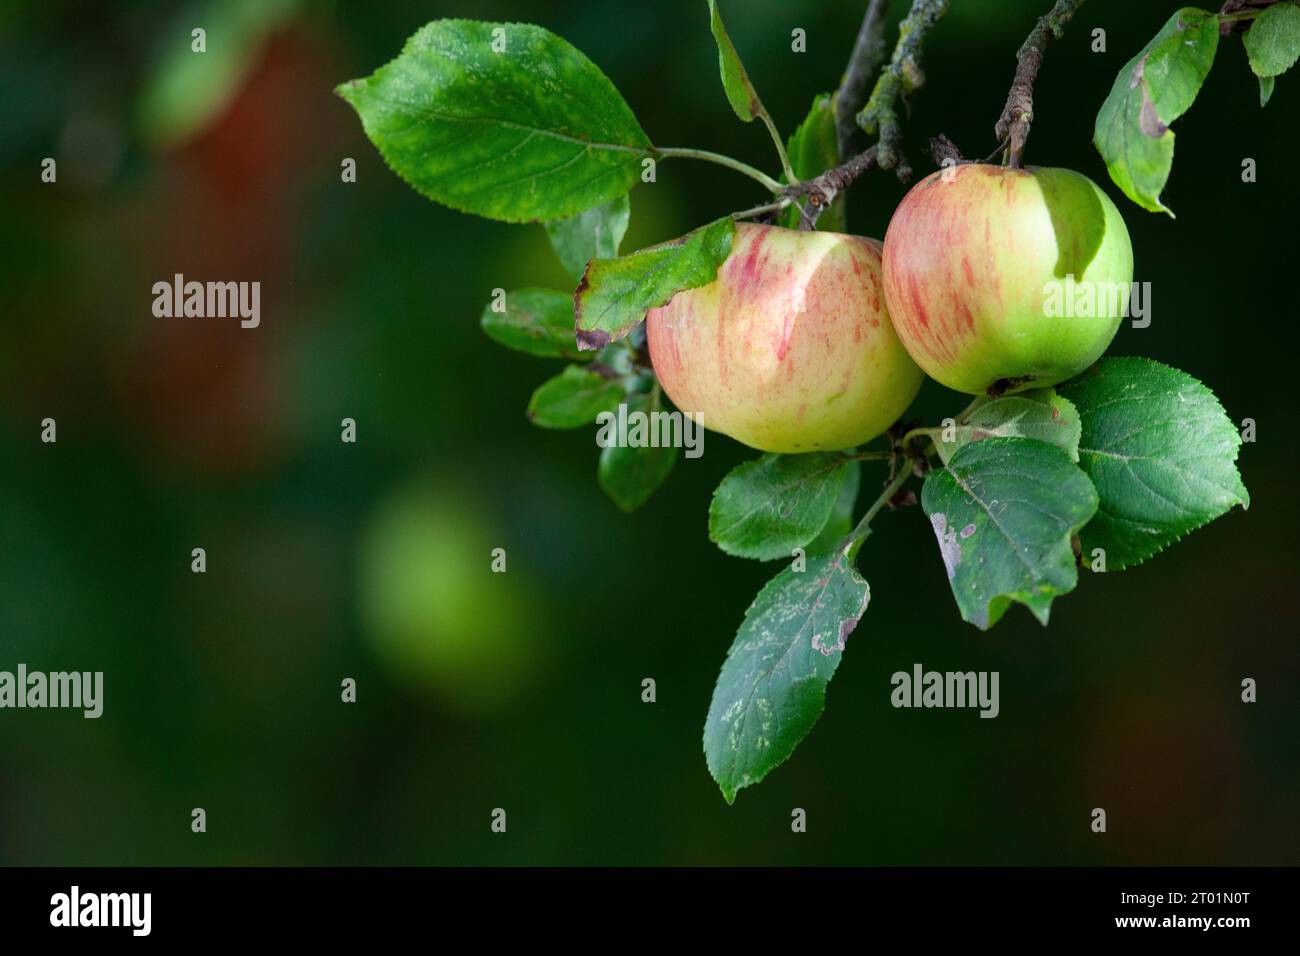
[929,133,1010,168]
[856,0,949,180]
[834,0,892,161]
[929,133,964,167]
[775,0,945,226]
[994,0,1085,168]
[731,198,792,221]
[842,462,914,556]
[1218,1,1277,35]
[781,146,879,228]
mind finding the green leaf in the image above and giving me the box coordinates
[480,288,585,359]
[778,94,845,232]
[1093,8,1219,216]
[709,453,855,561]
[1058,357,1249,571]
[337,20,653,223]
[1244,2,1300,77]
[921,438,1098,629]
[706,0,765,122]
[544,195,631,283]
[597,391,678,511]
[704,548,869,803]
[934,389,1082,466]
[805,460,861,556]
[575,217,735,350]
[1259,73,1275,106]
[526,365,624,429]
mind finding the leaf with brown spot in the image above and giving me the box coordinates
[1093,8,1219,216]
[922,438,1097,629]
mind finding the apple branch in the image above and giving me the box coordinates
[834,0,892,162]
[929,132,1011,168]
[995,0,1086,168]
[784,0,949,228]
[856,0,949,180]
[1218,0,1277,35]
[782,145,878,226]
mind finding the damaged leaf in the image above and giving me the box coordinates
[704,547,869,803]
[480,288,588,359]
[921,438,1098,629]
[1093,8,1219,216]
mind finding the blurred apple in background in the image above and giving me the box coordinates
[358,480,544,716]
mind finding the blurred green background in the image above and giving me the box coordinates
[0,0,1295,865]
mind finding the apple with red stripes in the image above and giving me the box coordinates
[646,223,923,453]
[882,164,1134,396]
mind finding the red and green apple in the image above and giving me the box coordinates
[646,223,923,453]
[882,164,1133,395]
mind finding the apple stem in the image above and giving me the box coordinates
[996,0,1087,168]
[842,465,915,557]
[845,450,894,462]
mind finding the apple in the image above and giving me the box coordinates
[358,481,543,714]
[881,164,1133,395]
[645,223,923,454]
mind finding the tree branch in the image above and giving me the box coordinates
[781,146,878,227]
[856,0,949,180]
[834,0,892,162]
[995,0,1085,168]
[785,0,946,227]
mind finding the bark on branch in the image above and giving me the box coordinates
[781,146,879,228]
[783,0,947,227]
[834,0,892,162]
[856,0,949,180]
[995,0,1086,168]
